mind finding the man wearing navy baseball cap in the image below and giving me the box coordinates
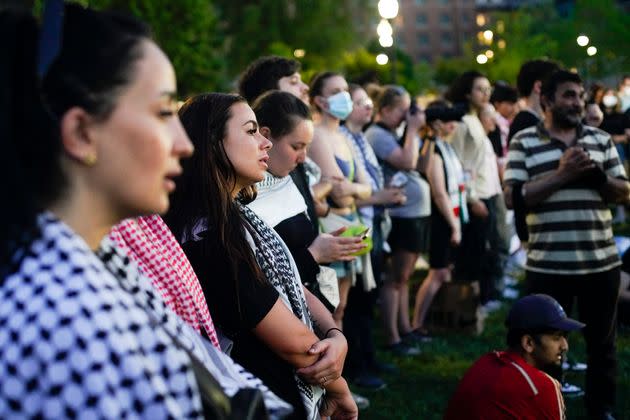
[444,294,584,420]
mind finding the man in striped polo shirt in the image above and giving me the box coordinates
[504,70,630,420]
[444,294,582,420]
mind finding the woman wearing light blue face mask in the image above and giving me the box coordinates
[308,72,374,328]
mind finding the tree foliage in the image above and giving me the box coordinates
[35,0,228,96]
[438,0,629,86]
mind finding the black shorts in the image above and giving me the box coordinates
[429,211,453,269]
[388,216,430,254]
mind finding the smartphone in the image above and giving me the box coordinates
[358,227,371,240]
[409,100,419,116]
[390,171,408,188]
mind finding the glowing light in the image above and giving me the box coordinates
[476,54,488,64]
[476,14,486,27]
[379,35,393,48]
[576,35,589,47]
[376,53,389,65]
[485,50,494,59]
[497,39,506,49]
[483,30,493,42]
[293,49,305,58]
[377,19,393,38]
[497,20,504,34]
[378,0,399,20]
[587,46,597,56]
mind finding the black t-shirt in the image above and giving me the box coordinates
[488,127,503,157]
[508,110,540,143]
[290,164,319,236]
[600,111,630,136]
[274,213,319,286]
[182,234,307,419]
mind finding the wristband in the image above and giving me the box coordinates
[324,327,343,338]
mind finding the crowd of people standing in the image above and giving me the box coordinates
[1,2,630,419]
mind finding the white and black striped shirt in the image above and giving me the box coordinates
[504,123,626,274]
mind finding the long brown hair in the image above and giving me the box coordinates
[165,93,263,290]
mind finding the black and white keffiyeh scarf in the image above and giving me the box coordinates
[238,204,324,419]
[0,212,291,419]
[248,172,308,228]
[97,236,293,419]
[0,212,203,419]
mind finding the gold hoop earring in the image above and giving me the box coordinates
[83,153,97,166]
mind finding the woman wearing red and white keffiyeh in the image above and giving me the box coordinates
[110,214,221,347]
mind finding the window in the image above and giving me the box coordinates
[418,32,430,45]
[416,13,428,26]
[438,0,450,5]
[415,0,426,4]
[440,13,451,25]
[441,32,453,44]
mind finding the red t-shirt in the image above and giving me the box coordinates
[444,351,565,420]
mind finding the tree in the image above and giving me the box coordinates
[212,0,376,80]
[35,0,229,95]
[437,0,629,85]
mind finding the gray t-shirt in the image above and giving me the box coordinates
[365,124,430,218]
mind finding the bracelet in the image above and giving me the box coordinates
[324,327,343,338]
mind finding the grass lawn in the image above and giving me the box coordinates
[353,229,630,419]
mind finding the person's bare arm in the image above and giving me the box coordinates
[253,299,320,368]
[427,154,460,245]
[309,128,346,181]
[382,111,425,170]
[416,138,434,176]
[356,187,406,207]
[296,288,348,385]
[600,176,630,204]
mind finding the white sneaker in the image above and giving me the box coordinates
[502,287,519,300]
[561,382,585,398]
[351,392,370,410]
[562,361,587,372]
[483,300,502,313]
[503,275,518,287]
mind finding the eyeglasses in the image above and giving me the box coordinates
[354,98,374,108]
[474,86,493,95]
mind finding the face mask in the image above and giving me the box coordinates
[326,91,353,120]
[602,95,618,108]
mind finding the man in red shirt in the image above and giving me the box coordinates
[444,294,584,419]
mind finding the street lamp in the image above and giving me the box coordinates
[377,19,393,38]
[377,0,399,83]
[483,30,493,43]
[576,35,589,47]
[379,35,394,48]
[476,54,488,64]
[378,0,399,20]
[587,46,597,56]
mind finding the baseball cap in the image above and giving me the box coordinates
[505,294,585,331]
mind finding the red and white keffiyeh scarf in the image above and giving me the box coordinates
[110,215,220,348]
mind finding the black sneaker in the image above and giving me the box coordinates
[369,360,399,375]
[385,341,421,356]
[401,328,433,344]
